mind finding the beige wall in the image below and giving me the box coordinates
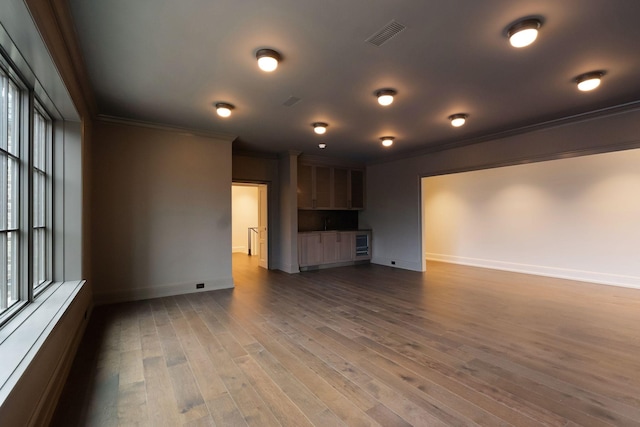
[423,148,640,288]
[362,106,640,282]
[278,152,300,273]
[232,185,259,253]
[91,120,234,303]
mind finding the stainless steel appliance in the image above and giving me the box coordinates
[354,232,371,259]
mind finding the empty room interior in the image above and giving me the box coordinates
[2,1,640,426]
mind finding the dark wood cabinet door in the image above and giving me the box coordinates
[297,163,313,209]
[315,166,331,209]
[350,169,365,209]
[333,168,349,209]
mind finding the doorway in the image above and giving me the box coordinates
[232,183,268,269]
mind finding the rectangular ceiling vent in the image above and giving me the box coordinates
[366,20,406,47]
[283,96,302,107]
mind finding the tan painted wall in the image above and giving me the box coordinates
[91,120,234,303]
[362,106,640,277]
[423,148,640,288]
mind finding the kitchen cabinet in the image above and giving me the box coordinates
[333,168,349,209]
[336,231,353,261]
[298,163,313,209]
[298,232,323,266]
[297,163,365,210]
[298,231,367,268]
[315,165,331,209]
[320,231,353,264]
[349,169,365,209]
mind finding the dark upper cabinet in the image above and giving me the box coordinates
[333,168,349,209]
[298,162,365,210]
[315,165,332,209]
[297,163,313,209]
[349,169,365,209]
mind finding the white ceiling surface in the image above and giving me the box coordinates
[69,0,640,162]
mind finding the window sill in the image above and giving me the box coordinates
[0,280,87,405]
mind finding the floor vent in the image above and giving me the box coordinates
[366,20,406,47]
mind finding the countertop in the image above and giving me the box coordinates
[298,229,371,234]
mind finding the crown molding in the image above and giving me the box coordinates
[96,114,237,142]
[24,0,98,121]
[369,100,640,166]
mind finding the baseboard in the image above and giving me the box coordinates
[276,263,300,274]
[94,276,234,305]
[371,256,423,272]
[299,260,370,272]
[426,253,640,289]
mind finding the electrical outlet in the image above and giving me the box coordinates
[391,261,396,265]
[196,283,205,289]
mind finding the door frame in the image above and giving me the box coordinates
[232,180,271,269]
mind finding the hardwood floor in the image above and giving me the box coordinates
[52,255,640,426]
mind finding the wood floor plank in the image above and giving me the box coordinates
[463,349,640,426]
[117,380,149,426]
[54,255,640,426]
[250,321,381,426]
[143,355,182,426]
[353,333,560,427]
[207,393,248,427]
[253,290,503,425]
[167,362,209,422]
[258,303,461,426]
[365,403,413,427]
[247,343,331,419]
[202,335,282,426]
[234,354,314,427]
[464,357,632,427]
[176,317,230,403]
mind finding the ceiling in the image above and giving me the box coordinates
[68,0,640,163]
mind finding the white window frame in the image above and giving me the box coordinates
[0,53,55,325]
[32,102,52,294]
[0,64,23,319]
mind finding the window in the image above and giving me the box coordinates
[0,68,20,314]
[33,103,52,291]
[0,58,53,321]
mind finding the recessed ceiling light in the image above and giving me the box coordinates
[215,102,234,117]
[380,136,394,147]
[507,18,542,48]
[448,113,468,127]
[312,122,328,134]
[256,48,281,72]
[575,71,605,91]
[375,89,397,106]
[318,143,327,149]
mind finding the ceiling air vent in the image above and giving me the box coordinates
[282,96,302,107]
[366,20,406,47]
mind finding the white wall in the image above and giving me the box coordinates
[55,120,84,280]
[423,148,640,288]
[91,120,234,303]
[232,185,258,253]
[360,106,640,286]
